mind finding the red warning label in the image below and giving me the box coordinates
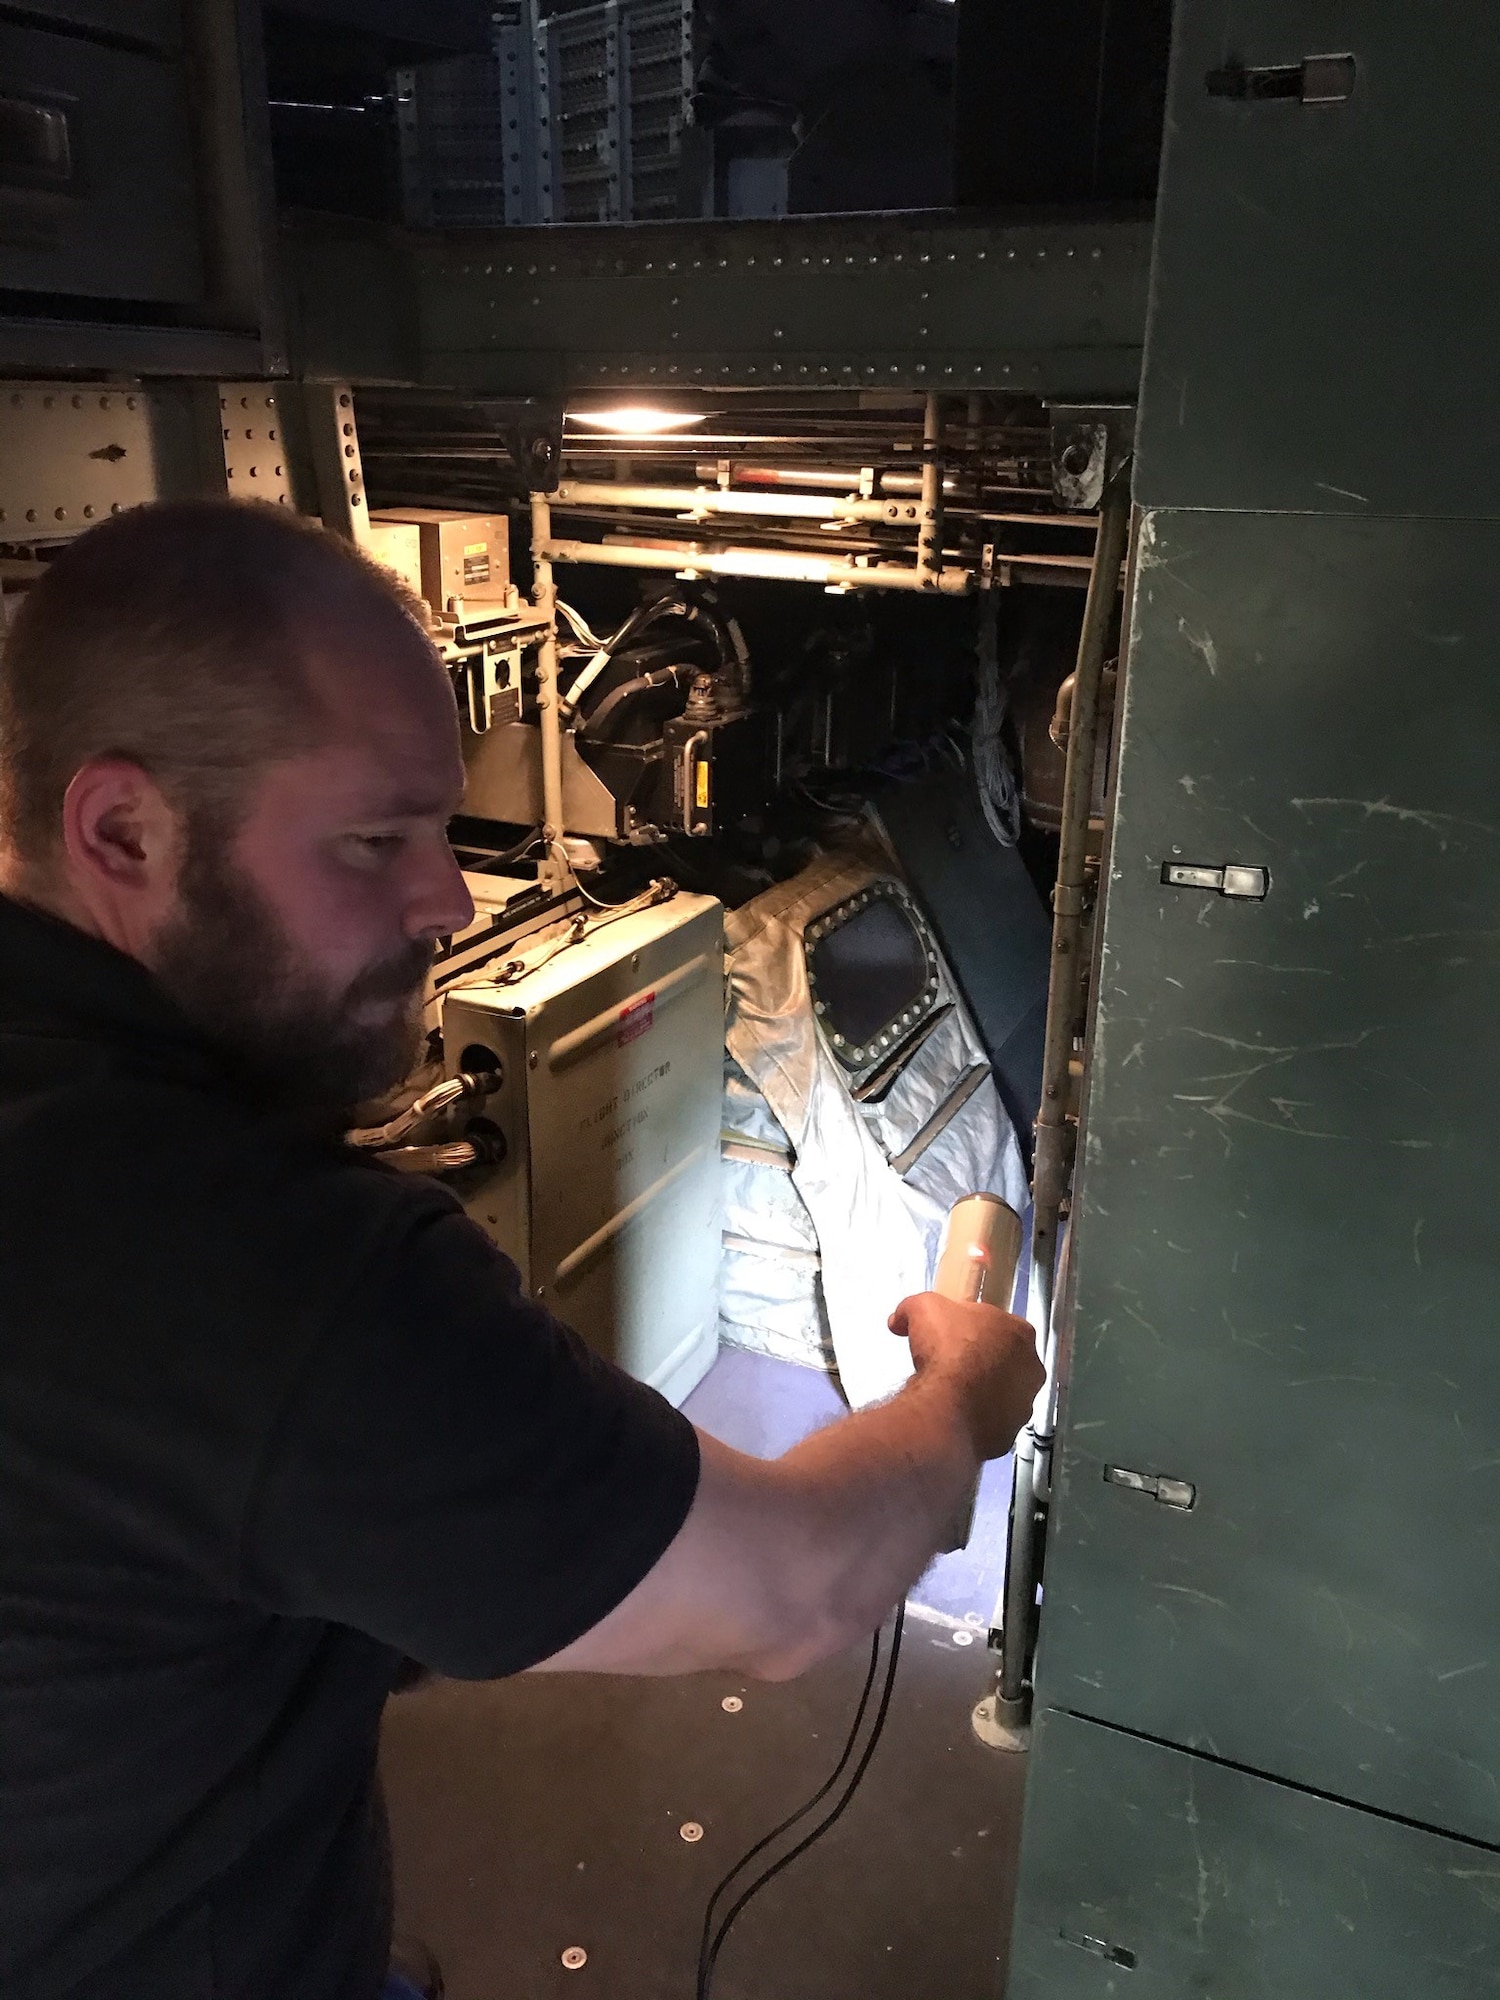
[617,991,656,1046]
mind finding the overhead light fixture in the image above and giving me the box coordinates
[567,406,709,435]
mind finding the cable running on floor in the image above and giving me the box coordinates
[695,1603,906,2000]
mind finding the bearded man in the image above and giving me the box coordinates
[0,500,1041,2000]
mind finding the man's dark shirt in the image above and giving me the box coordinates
[0,893,701,1999]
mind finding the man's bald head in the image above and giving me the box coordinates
[0,498,432,871]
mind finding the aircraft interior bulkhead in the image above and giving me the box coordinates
[0,2,1495,1996]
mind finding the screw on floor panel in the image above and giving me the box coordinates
[679,1821,704,1843]
[721,1695,743,1713]
[561,1946,588,1970]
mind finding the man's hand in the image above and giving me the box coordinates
[888,1293,1044,1462]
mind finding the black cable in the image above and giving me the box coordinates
[468,825,544,871]
[694,1629,882,1998]
[576,662,695,743]
[695,1604,905,2000]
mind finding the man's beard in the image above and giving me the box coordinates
[151,821,431,1121]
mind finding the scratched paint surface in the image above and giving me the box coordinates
[1034,508,1500,1849]
[1007,1712,1500,1998]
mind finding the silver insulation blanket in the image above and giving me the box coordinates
[721,848,1028,1409]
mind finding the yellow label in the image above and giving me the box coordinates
[463,541,487,555]
[695,760,710,810]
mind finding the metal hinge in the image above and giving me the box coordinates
[1104,1464,1197,1511]
[1161,861,1268,900]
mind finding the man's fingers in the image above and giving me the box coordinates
[887,1295,923,1337]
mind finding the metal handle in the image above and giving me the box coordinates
[0,93,73,190]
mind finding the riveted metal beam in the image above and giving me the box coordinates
[283,208,1151,400]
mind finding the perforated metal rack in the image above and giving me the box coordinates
[394,54,510,230]
[533,0,695,225]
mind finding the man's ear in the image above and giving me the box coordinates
[59,759,183,948]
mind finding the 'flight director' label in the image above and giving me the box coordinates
[617,992,655,1046]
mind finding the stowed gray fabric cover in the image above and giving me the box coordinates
[721,845,1029,1408]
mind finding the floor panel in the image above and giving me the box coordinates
[381,1349,1026,1999]
[382,1633,1024,2000]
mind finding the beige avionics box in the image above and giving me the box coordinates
[440,892,724,1408]
[370,509,511,613]
[365,519,424,602]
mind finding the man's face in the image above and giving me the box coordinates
[150,608,474,1117]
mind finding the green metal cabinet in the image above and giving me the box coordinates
[1137,1,1500,518]
[1008,3,1500,1991]
[1039,508,1500,1844]
[1009,1711,1500,1998]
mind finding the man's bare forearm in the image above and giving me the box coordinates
[529,1376,977,1682]
[760,1370,982,1661]
[530,1295,1041,1681]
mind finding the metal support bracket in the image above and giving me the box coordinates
[302,382,370,543]
[1048,403,1136,511]
[1206,53,1356,104]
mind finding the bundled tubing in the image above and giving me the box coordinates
[560,592,735,721]
[348,1070,500,1152]
[378,1140,481,1176]
[997,467,1131,1718]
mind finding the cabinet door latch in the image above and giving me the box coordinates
[1206,54,1356,104]
[1105,1464,1197,1511]
[1161,861,1268,900]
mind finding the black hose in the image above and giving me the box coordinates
[576,662,694,742]
[606,590,683,660]
[469,824,544,870]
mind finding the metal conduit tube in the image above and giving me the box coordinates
[556,481,918,525]
[548,511,1097,576]
[917,394,945,590]
[552,483,1099,540]
[539,537,975,595]
[529,493,568,893]
[693,463,965,496]
[995,466,1132,1724]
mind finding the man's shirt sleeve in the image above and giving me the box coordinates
[238,1188,702,1677]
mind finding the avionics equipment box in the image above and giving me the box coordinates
[441,891,723,1408]
[369,509,511,613]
